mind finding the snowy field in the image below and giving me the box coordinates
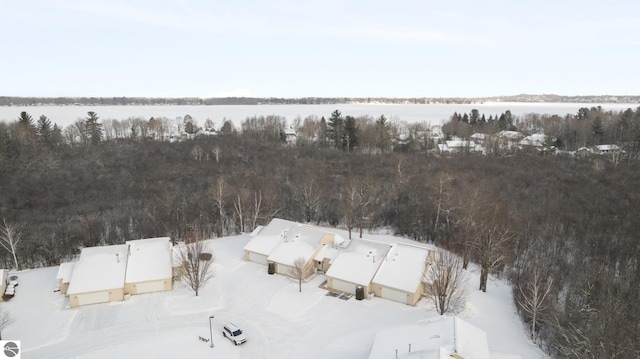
[3,230,548,359]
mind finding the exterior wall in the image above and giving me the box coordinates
[275,263,293,276]
[327,277,369,295]
[371,282,424,306]
[246,251,268,265]
[58,279,70,295]
[124,278,172,295]
[319,233,336,245]
[69,288,125,308]
[320,258,331,272]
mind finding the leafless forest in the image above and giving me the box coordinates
[1,106,639,358]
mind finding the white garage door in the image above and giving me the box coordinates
[249,252,268,265]
[78,291,110,306]
[382,287,408,304]
[135,280,165,294]
[331,279,356,294]
[276,263,292,275]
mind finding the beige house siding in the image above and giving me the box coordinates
[269,242,325,278]
[69,288,125,308]
[327,277,370,295]
[124,279,172,295]
[58,279,70,295]
[371,282,424,306]
[245,250,269,265]
[319,233,336,245]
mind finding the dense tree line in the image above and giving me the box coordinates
[1,108,639,357]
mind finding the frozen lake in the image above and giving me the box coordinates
[0,102,637,129]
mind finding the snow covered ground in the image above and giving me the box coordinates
[3,230,548,359]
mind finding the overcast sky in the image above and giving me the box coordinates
[2,1,639,98]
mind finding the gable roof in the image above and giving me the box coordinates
[325,238,391,286]
[56,262,76,283]
[267,226,328,266]
[371,243,431,293]
[243,218,298,256]
[368,316,491,359]
[520,134,547,147]
[125,237,173,283]
[67,244,129,295]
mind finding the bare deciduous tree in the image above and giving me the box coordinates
[208,177,227,237]
[250,190,263,232]
[211,145,221,163]
[293,176,323,223]
[0,219,21,271]
[517,266,553,342]
[0,308,15,340]
[191,145,204,161]
[289,257,313,292]
[177,239,215,296]
[341,180,359,239]
[473,220,512,293]
[431,172,454,231]
[232,187,249,233]
[426,248,467,315]
[355,178,380,238]
[459,191,513,292]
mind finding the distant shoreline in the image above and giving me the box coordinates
[1,95,639,107]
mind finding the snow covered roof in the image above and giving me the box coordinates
[267,226,328,266]
[519,134,547,147]
[243,218,298,256]
[250,225,264,238]
[371,243,431,293]
[67,244,129,295]
[56,262,76,283]
[125,237,173,283]
[470,133,489,140]
[325,238,391,286]
[368,316,491,359]
[496,130,524,140]
[314,244,341,264]
[596,144,621,151]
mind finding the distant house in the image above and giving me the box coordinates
[495,130,524,150]
[430,125,444,140]
[470,132,490,143]
[325,238,391,295]
[56,262,75,295]
[595,144,623,155]
[284,128,297,145]
[369,316,521,359]
[519,134,548,148]
[67,244,129,307]
[370,243,434,306]
[439,140,471,154]
[124,237,173,295]
[576,147,593,158]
